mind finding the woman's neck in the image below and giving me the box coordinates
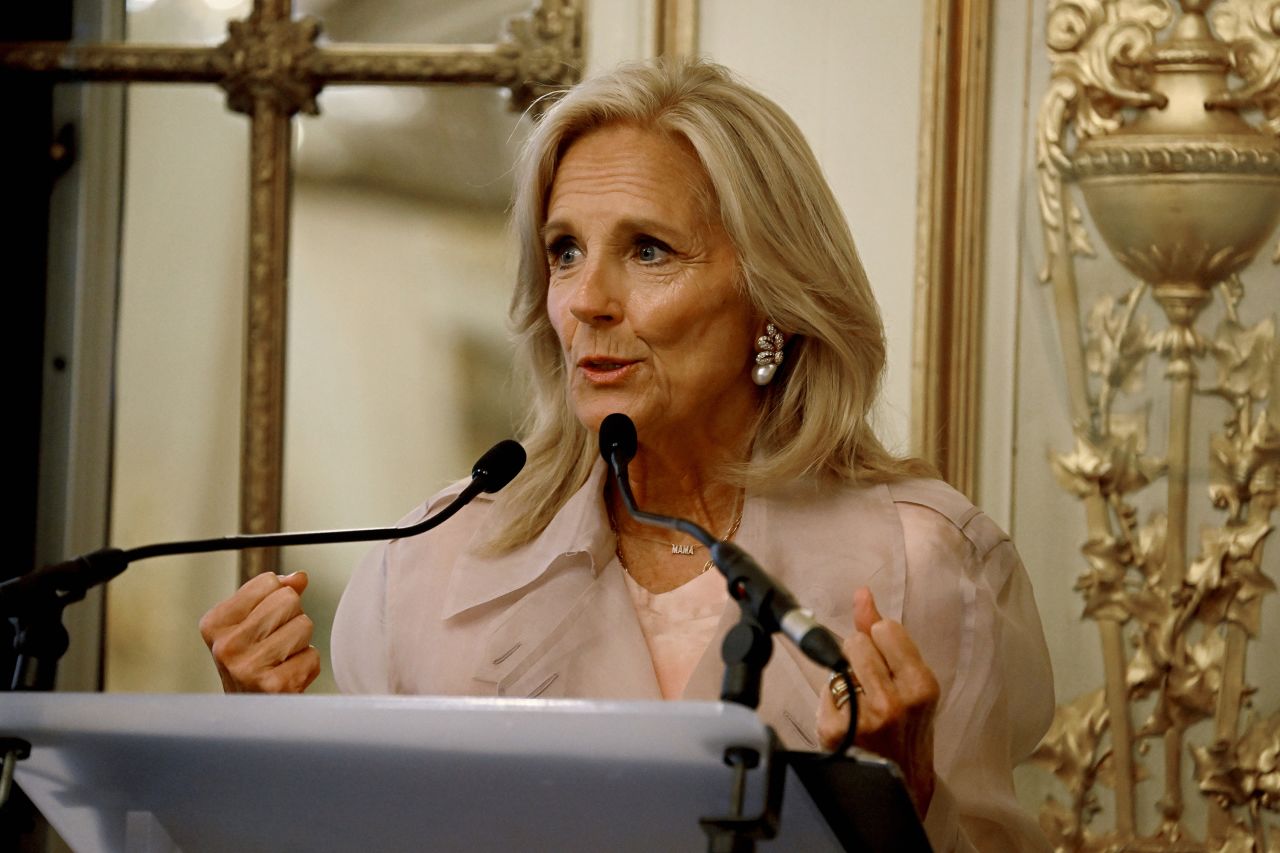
[610,430,750,538]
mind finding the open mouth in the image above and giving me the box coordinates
[577,357,638,381]
[579,356,637,369]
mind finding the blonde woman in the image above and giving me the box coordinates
[201,59,1053,852]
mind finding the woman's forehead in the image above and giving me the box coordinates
[545,123,717,225]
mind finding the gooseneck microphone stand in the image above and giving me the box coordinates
[0,439,524,816]
[597,413,859,853]
[598,413,850,702]
[1,439,526,694]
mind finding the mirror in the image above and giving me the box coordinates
[106,0,533,693]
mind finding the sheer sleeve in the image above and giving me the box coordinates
[897,502,1054,853]
[331,541,392,694]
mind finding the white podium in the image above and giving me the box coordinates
[3,694,872,852]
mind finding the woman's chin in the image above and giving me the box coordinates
[577,405,643,435]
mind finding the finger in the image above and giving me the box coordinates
[251,612,315,668]
[815,675,856,750]
[278,571,309,594]
[853,586,883,635]
[869,620,940,699]
[214,611,313,692]
[846,632,894,699]
[846,631,913,740]
[258,646,322,694]
[199,572,287,640]
[245,584,306,642]
[207,587,304,676]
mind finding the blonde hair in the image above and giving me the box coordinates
[489,57,932,552]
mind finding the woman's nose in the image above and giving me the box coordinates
[568,258,623,327]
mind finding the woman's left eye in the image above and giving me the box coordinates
[635,239,673,264]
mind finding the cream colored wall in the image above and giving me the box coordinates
[699,1,924,453]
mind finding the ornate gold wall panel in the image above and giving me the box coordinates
[1,0,583,582]
[1028,1,1280,850]
[914,0,993,499]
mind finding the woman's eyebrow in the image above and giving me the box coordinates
[539,221,570,243]
[542,215,682,241]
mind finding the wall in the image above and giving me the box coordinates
[699,0,925,452]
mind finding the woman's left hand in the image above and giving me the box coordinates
[815,586,940,816]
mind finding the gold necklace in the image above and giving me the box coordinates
[606,496,744,577]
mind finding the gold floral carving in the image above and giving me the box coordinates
[1209,0,1280,132]
[0,1,583,579]
[1032,1,1280,850]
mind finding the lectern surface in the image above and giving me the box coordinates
[4,693,845,852]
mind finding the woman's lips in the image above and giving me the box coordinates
[577,357,639,384]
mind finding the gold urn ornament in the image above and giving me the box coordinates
[1073,1,1280,320]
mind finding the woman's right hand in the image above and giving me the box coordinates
[199,571,321,693]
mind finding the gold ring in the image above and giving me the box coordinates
[827,671,860,710]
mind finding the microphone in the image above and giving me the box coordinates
[0,440,527,611]
[472,439,528,493]
[599,412,637,466]
[597,414,847,672]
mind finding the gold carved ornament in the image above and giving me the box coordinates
[1030,1,1280,851]
[0,0,583,582]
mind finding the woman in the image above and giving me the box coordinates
[200,58,1053,852]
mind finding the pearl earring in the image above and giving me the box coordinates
[752,323,784,386]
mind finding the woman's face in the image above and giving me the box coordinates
[543,123,762,447]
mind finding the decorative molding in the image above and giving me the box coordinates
[912,0,993,499]
[219,14,324,115]
[1071,140,1280,177]
[654,0,699,58]
[239,94,292,580]
[1,0,584,581]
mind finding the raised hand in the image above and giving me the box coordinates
[815,586,940,814]
[199,571,321,694]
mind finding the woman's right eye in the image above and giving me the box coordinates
[547,238,582,269]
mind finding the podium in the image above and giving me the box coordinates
[3,693,929,852]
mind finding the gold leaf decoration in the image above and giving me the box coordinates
[1187,521,1276,635]
[1210,410,1279,522]
[1051,432,1165,499]
[1194,712,1280,812]
[1210,316,1277,404]
[1087,288,1152,397]
[1208,0,1280,132]
[1079,535,1135,621]
[1031,689,1114,851]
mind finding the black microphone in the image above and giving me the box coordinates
[0,440,527,612]
[599,412,637,466]
[471,438,528,493]
[597,414,847,672]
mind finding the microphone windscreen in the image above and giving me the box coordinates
[598,413,638,466]
[471,440,527,493]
